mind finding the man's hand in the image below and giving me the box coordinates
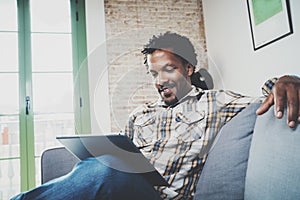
[256,75,300,128]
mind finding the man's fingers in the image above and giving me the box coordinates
[273,85,286,119]
[256,94,274,115]
[286,87,298,128]
[298,91,300,122]
[258,75,300,128]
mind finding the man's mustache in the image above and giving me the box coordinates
[158,82,176,92]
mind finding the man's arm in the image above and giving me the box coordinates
[256,75,300,128]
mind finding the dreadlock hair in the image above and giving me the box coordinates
[141,31,197,70]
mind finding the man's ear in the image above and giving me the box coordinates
[186,64,195,77]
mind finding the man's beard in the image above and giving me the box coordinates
[157,84,180,106]
[164,96,179,106]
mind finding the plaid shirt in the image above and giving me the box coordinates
[124,79,276,199]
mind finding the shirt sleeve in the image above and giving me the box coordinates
[261,77,278,97]
[218,77,278,124]
[216,90,258,124]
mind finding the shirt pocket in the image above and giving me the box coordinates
[134,115,157,146]
[174,111,205,142]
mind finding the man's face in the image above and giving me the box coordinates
[147,49,193,106]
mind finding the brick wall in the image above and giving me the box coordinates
[103,0,207,131]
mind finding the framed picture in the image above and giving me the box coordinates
[246,0,293,51]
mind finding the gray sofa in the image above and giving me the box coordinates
[195,103,300,200]
[41,103,300,199]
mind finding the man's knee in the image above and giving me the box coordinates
[73,155,122,179]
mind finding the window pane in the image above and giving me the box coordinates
[0,0,17,31]
[30,0,71,33]
[0,115,20,158]
[0,2,19,196]
[34,113,74,157]
[0,33,18,72]
[32,73,74,113]
[0,159,21,199]
[35,157,42,186]
[0,74,19,114]
[31,33,73,72]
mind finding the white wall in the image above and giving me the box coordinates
[85,0,111,133]
[85,0,300,133]
[202,0,300,96]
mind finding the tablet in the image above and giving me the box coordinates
[56,134,169,186]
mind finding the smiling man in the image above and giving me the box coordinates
[11,32,300,200]
[124,32,300,199]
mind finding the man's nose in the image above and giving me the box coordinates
[155,72,167,86]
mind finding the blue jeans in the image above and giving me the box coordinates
[11,155,162,200]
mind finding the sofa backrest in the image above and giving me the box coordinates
[194,103,261,199]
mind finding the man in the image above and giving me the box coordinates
[11,32,300,200]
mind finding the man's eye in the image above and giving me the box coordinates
[165,66,175,72]
[150,72,158,78]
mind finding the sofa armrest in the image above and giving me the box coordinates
[41,147,80,184]
[245,106,300,200]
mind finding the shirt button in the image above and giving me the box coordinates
[175,116,181,122]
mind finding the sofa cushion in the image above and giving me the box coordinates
[194,102,260,200]
[244,106,300,200]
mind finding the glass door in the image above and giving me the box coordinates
[0,1,21,199]
[29,0,75,186]
[0,0,90,199]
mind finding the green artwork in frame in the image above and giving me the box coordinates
[246,0,293,50]
[252,0,283,25]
